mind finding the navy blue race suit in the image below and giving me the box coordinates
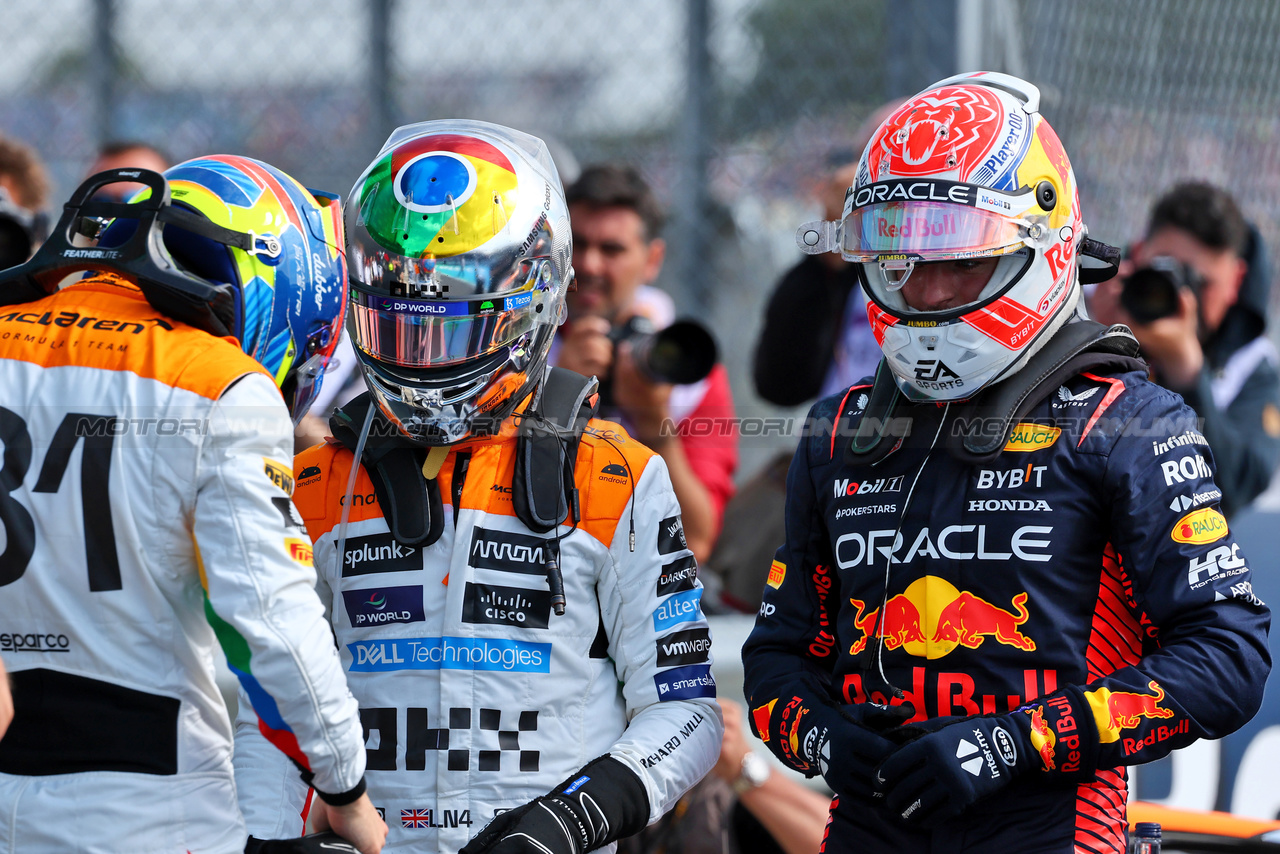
[742,367,1271,854]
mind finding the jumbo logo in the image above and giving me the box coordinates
[1085,680,1175,743]
[1004,423,1060,452]
[1171,507,1228,545]
[847,576,1035,658]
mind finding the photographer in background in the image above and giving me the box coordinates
[0,133,50,269]
[1091,181,1280,515]
[554,164,737,562]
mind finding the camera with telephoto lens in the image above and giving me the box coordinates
[1119,255,1204,324]
[608,315,718,385]
[0,188,46,272]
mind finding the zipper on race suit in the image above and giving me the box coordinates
[451,451,471,525]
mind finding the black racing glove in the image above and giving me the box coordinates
[245,832,359,853]
[460,755,650,854]
[877,685,1099,827]
[751,693,912,801]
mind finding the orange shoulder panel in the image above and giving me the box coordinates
[0,275,270,400]
[574,419,656,547]
[293,441,384,541]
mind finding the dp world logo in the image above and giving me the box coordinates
[366,592,387,610]
[342,585,426,627]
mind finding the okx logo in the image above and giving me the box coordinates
[341,585,425,627]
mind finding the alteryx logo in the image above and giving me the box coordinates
[653,588,703,632]
[654,664,716,701]
[341,585,426,627]
[347,636,550,673]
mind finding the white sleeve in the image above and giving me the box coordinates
[597,455,724,823]
[196,374,365,799]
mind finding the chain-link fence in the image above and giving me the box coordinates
[6,0,1280,477]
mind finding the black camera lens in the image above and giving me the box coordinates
[1119,256,1201,325]
[0,215,34,271]
[611,317,718,385]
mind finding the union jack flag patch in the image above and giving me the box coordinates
[402,808,433,828]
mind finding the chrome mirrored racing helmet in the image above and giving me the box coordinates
[345,120,572,444]
[796,72,1114,401]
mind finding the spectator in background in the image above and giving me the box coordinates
[752,101,903,407]
[0,133,51,268]
[1090,182,1280,516]
[555,164,738,562]
[85,140,170,200]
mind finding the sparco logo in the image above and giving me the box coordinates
[469,527,546,574]
[657,555,698,597]
[657,628,712,667]
[0,632,71,652]
[462,582,552,629]
[342,533,419,576]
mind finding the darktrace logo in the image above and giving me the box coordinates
[657,515,688,554]
[462,582,551,628]
[656,627,711,667]
[599,462,629,484]
[342,533,420,576]
[341,585,426,627]
[469,527,547,574]
[657,555,698,597]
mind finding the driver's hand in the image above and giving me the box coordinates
[308,793,387,854]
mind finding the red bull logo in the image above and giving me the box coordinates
[1027,706,1056,771]
[1086,680,1175,743]
[751,699,777,743]
[847,577,1036,658]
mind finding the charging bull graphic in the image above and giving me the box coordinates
[932,591,1036,651]
[1027,706,1056,771]
[1086,680,1175,743]
[846,577,1036,658]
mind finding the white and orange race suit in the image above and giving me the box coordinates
[233,405,723,853]
[0,275,366,853]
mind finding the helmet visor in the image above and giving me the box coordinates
[841,200,1028,262]
[349,288,538,368]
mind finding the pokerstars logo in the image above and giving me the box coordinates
[833,475,904,499]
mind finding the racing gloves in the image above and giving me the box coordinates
[459,755,650,854]
[877,684,1099,827]
[750,692,913,800]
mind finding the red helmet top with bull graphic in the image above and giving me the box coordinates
[796,72,1088,401]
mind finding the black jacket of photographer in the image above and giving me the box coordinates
[1166,227,1280,517]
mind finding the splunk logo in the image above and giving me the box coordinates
[342,533,419,576]
[347,636,550,673]
[653,588,703,632]
[341,585,425,627]
[462,582,552,629]
[469,527,547,574]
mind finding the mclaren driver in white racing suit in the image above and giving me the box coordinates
[233,121,723,854]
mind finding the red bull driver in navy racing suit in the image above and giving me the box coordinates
[741,72,1271,854]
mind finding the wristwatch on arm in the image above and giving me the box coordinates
[731,751,772,795]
